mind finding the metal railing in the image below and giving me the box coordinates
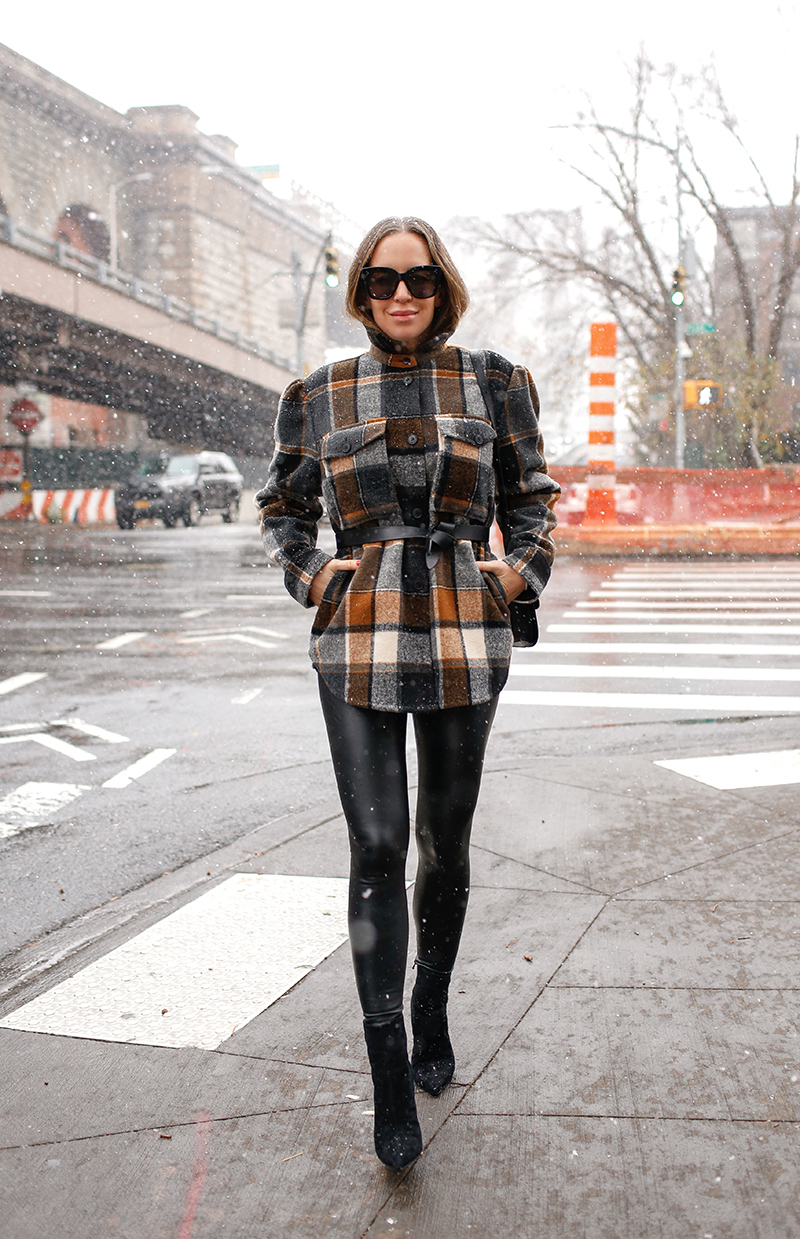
[0,214,294,374]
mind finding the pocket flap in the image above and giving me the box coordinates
[320,419,387,460]
[436,416,496,448]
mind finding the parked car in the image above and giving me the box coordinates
[115,452,243,530]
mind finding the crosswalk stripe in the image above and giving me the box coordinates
[564,612,800,622]
[521,642,800,656]
[548,624,800,634]
[500,690,800,711]
[0,874,350,1050]
[508,664,800,682]
[596,589,800,597]
[576,600,800,611]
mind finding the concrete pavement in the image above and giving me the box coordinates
[2,695,800,1238]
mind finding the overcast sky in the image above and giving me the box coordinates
[2,0,798,234]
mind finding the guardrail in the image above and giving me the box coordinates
[0,214,294,374]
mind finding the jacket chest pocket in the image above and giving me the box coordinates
[431,416,497,523]
[319,419,397,530]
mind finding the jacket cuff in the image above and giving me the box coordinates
[273,547,333,608]
[502,549,551,599]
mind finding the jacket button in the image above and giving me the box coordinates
[412,507,423,519]
[401,357,411,365]
[407,433,418,445]
[404,375,413,385]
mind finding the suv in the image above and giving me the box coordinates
[115,452,243,530]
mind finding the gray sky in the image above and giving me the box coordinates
[2,0,798,230]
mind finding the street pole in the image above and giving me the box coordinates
[292,232,333,378]
[674,131,685,469]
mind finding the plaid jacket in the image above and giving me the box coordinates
[255,334,560,712]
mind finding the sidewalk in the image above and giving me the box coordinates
[2,713,800,1237]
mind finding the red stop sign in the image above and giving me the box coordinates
[8,398,42,435]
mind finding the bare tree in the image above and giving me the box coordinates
[453,52,800,466]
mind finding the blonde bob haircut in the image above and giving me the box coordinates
[345,217,469,341]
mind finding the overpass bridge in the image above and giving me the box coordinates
[0,214,294,455]
[0,40,335,458]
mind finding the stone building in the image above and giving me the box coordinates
[0,40,334,460]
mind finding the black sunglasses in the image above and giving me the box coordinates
[359,265,442,300]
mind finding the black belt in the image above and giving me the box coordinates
[336,521,492,569]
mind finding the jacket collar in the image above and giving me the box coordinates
[366,324,452,368]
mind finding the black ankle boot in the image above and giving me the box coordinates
[411,960,455,1096]
[363,1012,422,1169]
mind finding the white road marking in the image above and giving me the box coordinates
[0,733,96,761]
[0,782,88,840]
[508,664,800,682]
[655,750,800,790]
[548,624,800,635]
[95,632,147,650]
[564,610,800,622]
[598,586,800,596]
[0,873,350,1050]
[576,600,800,611]
[0,590,51,597]
[180,608,213,619]
[231,688,264,704]
[0,723,43,732]
[500,690,800,712]
[223,597,286,605]
[186,625,289,640]
[0,672,47,695]
[49,718,129,743]
[179,634,277,650]
[102,748,176,789]
[224,593,287,602]
[521,643,800,657]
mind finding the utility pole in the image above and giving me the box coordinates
[673,131,686,469]
[292,232,337,377]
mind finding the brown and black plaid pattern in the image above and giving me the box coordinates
[255,337,560,712]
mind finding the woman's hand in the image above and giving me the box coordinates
[478,559,527,603]
[309,558,360,607]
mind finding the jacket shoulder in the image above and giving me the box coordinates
[282,353,369,402]
[452,345,517,383]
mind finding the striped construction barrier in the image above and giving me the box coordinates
[0,488,117,523]
[586,321,617,523]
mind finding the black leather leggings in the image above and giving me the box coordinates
[318,678,498,1017]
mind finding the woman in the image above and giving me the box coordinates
[256,217,559,1168]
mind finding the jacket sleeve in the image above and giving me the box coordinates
[488,355,560,598]
[254,379,333,607]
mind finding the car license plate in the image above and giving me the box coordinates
[134,499,151,509]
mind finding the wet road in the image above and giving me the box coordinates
[2,519,800,970]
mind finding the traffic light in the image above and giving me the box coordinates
[324,246,339,288]
[669,266,686,307]
[683,380,723,409]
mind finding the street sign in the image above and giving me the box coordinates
[686,322,715,336]
[0,447,24,482]
[8,397,42,435]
